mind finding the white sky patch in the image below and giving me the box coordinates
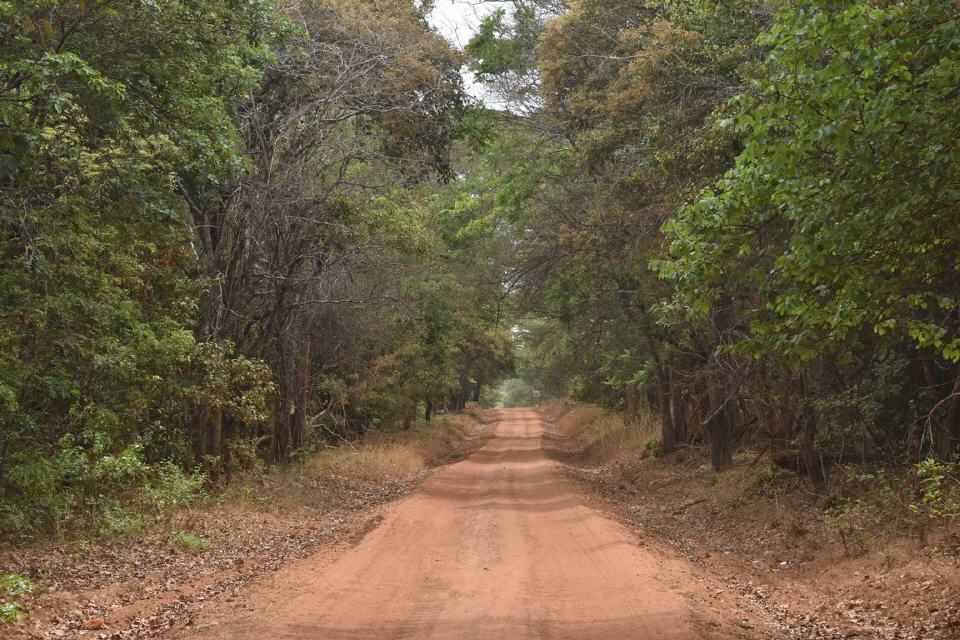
[428,0,504,49]
[427,0,510,106]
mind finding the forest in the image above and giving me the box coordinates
[1,0,959,636]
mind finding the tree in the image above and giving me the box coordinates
[663,0,960,460]
[0,0,279,536]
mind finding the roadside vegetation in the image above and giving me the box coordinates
[0,410,491,637]
[543,402,960,639]
[3,0,960,636]
[0,0,513,546]
[469,0,960,526]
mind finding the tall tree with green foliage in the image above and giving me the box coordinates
[663,0,960,460]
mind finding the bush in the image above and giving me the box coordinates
[827,500,875,557]
[910,457,960,544]
[0,435,149,541]
[0,602,25,625]
[139,462,207,521]
[641,436,661,460]
[744,465,794,499]
[0,573,33,625]
[0,441,206,543]
[171,531,212,552]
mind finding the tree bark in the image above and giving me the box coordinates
[799,404,825,490]
[707,382,732,472]
[669,373,687,445]
[658,373,677,454]
[209,407,223,460]
[936,374,960,460]
[291,335,311,452]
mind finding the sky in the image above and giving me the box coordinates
[427,0,504,49]
[427,1,509,104]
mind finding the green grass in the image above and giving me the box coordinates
[0,602,26,625]
[171,531,212,552]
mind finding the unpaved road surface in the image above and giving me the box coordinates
[177,409,748,639]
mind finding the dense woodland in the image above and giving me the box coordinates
[2,0,959,543]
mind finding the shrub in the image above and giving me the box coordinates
[641,436,661,460]
[139,462,207,520]
[171,531,212,552]
[0,602,25,625]
[0,436,149,541]
[910,457,960,544]
[878,545,897,571]
[827,500,874,556]
[0,573,33,598]
[744,465,794,499]
[0,573,33,625]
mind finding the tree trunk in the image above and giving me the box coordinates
[707,382,732,472]
[658,373,677,454]
[425,399,433,422]
[274,343,293,464]
[936,374,960,460]
[191,406,208,459]
[291,336,311,452]
[800,404,825,490]
[209,407,223,460]
[669,374,687,445]
[473,378,481,403]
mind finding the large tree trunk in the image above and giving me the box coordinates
[425,399,433,422]
[936,374,960,460]
[209,407,223,460]
[799,403,825,490]
[707,382,732,472]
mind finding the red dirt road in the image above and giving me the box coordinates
[180,409,739,639]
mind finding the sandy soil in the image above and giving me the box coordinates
[171,409,765,640]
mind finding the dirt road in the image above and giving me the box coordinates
[179,409,743,639]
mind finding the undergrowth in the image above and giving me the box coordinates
[827,458,960,554]
[2,413,481,548]
[546,403,960,558]
[171,531,212,552]
[0,573,33,625]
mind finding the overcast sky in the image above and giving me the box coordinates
[427,1,504,49]
[427,1,508,104]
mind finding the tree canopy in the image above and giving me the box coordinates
[3,0,960,541]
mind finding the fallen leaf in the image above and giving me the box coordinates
[82,618,106,630]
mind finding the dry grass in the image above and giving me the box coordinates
[574,412,660,464]
[310,415,476,480]
[543,403,659,465]
[220,414,487,514]
[306,443,426,481]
